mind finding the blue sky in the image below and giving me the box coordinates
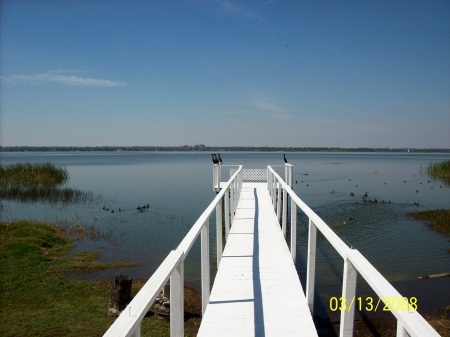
[1,0,449,148]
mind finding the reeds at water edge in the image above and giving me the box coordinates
[422,160,450,184]
[0,163,95,205]
[0,163,69,188]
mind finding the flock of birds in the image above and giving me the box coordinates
[102,203,150,214]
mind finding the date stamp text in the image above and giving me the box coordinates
[329,296,418,312]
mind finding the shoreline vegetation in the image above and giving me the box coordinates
[0,163,97,204]
[0,220,203,337]
[408,209,450,238]
[1,145,450,153]
[0,163,68,188]
[423,159,450,181]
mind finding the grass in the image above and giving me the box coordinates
[423,160,450,181]
[408,209,450,238]
[0,220,181,337]
[0,163,96,204]
[0,163,69,188]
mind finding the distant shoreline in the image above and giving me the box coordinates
[1,146,450,153]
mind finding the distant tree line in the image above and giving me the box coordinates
[1,146,449,153]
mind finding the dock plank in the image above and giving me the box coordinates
[198,182,318,336]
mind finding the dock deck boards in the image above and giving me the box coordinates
[198,182,318,336]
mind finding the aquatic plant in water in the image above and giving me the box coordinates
[0,163,95,205]
[0,163,69,188]
[423,160,450,183]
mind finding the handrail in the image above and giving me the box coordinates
[178,165,242,255]
[267,165,440,337]
[103,165,243,337]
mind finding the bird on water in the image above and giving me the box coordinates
[283,154,288,164]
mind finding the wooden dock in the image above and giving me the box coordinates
[198,182,318,336]
[104,165,440,337]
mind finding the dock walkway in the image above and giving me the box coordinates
[198,182,318,336]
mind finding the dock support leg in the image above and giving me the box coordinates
[170,259,184,337]
[339,258,357,337]
[201,220,210,316]
[306,219,317,314]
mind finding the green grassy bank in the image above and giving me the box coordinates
[0,220,175,337]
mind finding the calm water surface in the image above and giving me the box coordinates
[1,151,449,313]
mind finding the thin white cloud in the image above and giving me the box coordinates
[218,109,252,115]
[215,0,264,22]
[249,101,294,119]
[250,101,286,112]
[269,112,294,120]
[2,72,127,87]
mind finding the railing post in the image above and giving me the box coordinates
[306,219,317,313]
[276,181,281,221]
[170,257,184,337]
[213,164,218,192]
[290,199,297,262]
[282,184,287,237]
[216,201,223,268]
[230,181,235,224]
[339,258,357,337]
[133,325,141,337]
[396,321,410,337]
[225,187,230,240]
[284,164,293,187]
[271,174,276,207]
[201,219,210,316]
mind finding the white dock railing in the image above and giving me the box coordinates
[103,165,243,337]
[267,165,440,337]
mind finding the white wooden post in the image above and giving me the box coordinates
[170,260,184,337]
[290,199,297,262]
[201,219,210,315]
[340,258,357,337]
[396,321,411,337]
[132,325,140,337]
[230,182,235,224]
[272,175,277,208]
[276,182,281,221]
[282,185,287,237]
[216,202,222,268]
[225,188,230,240]
[213,164,218,192]
[306,219,317,313]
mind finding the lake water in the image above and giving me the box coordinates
[1,151,449,316]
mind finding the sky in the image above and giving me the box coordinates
[1,0,449,148]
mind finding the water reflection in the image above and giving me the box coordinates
[0,186,95,205]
